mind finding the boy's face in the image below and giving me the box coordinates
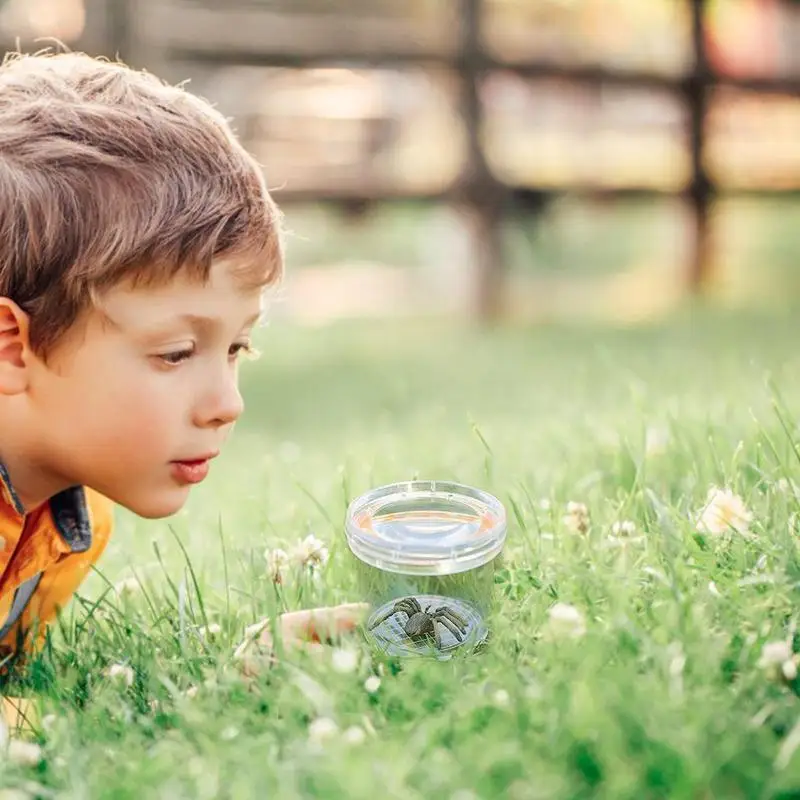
[25,259,264,518]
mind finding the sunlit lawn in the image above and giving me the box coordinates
[6,309,800,798]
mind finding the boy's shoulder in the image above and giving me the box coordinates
[21,486,114,554]
[0,462,113,549]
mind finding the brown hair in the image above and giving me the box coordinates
[0,50,284,355]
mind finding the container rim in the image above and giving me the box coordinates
[344,480,507,575]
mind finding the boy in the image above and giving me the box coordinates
[0,50,365,671]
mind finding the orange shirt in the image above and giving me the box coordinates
[0,462,113,658]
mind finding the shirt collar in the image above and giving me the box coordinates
[0,461,92,554]
[0,462,24,516]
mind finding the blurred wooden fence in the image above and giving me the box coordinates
[6,0,800,318]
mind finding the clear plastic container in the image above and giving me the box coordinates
[344,480,507,659]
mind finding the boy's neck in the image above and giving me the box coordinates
[0,453,54,514]
[0,426,72,514]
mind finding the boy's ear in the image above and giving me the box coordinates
[0,298,31,395]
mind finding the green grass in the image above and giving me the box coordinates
[8,308,800,798]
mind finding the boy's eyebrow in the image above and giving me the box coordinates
[103,309,264,336]
[177,311,261,330]
[175,311,263,333]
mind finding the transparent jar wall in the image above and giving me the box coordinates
[350,553,502,658]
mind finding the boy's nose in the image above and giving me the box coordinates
[195,376,244,429]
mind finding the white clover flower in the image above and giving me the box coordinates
[264,547,290,584]
[6,740,42,766]
[562,502,590,534]
[114,577,140,597]
[308,717,339,745]
[545,603,586,639]
[342,725,366,746]
[292,534,329,570]
[492,689,510,707]
[696,487,753,536]
[611,520,637,537]
[331,648,359,674]
[199,623,222,640]
[106,663,134,687]
[759,640,792,667]
[364,675,381,694]
[758,639,799,684]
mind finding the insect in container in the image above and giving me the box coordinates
[367,595,468,649]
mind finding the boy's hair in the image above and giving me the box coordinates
[0,50,284,355]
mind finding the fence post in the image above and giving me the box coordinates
[687,0,713,290]
[460,0,505,321]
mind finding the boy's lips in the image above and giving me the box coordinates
[170,453,218,485]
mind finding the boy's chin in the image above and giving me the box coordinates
[118,487,191,519]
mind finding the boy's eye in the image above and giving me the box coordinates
[159,348,194,366]
[229,341,254,360]
[155,342,254,366]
